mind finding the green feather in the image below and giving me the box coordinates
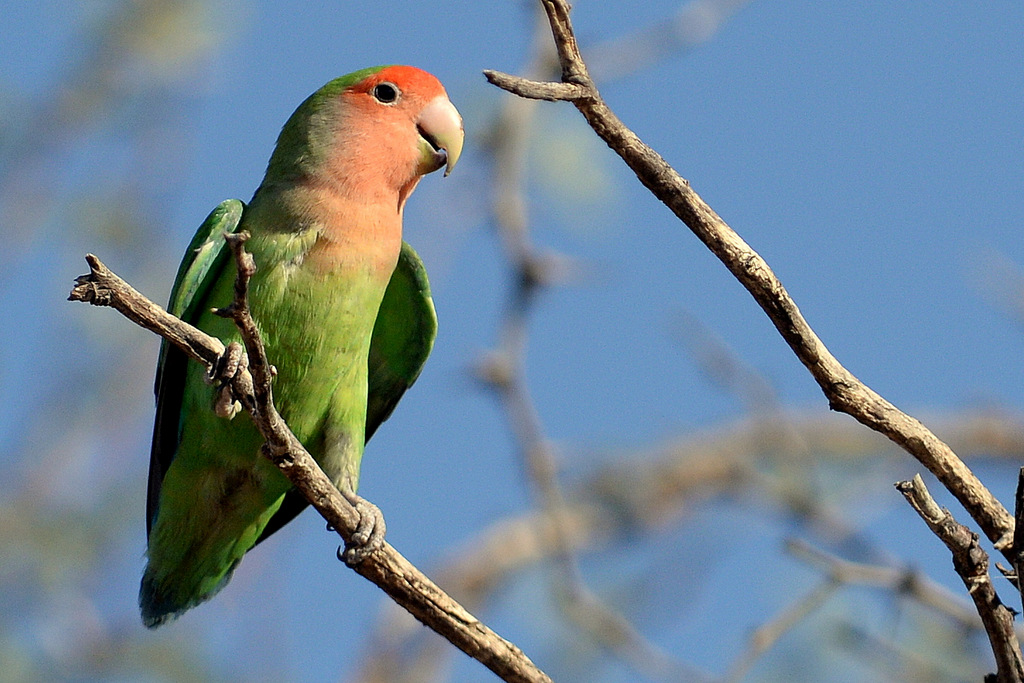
[253,241,437,545]
[148,199,245,537]
[263,66,390,185]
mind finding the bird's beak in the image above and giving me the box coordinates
[416,95,464,177]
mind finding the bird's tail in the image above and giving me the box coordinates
[139,560,238,628]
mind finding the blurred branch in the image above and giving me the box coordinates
[0,0,215,256]
[971,251,1024,327]
[672,310,779,415]
[727,530,1020,681]
[837,621,979,682]
[68,250,552,683]
[788,538,984,631]
[350,406,1024,681]
[484,0,1015,559]
[586,0,753,81]
[725,578,838,683]
[352,506,610,683]
[897,475,1023,683]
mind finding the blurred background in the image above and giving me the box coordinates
[2,1,1023,681]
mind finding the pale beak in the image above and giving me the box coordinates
[416,95,464,176]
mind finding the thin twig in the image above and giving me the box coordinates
[725,578,839,683]
[585,0,754,82]
[483,0,1015,560]
[68,252,552,683]
[788,538,986,632]
[897,475,1023,683]
[727,533,1010,682]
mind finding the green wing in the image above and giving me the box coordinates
[255,241,437,543]
[365,241,438,441]
[147,199,245,535]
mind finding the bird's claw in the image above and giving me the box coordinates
[208,341,246,383]
[336,491,386,566]
[207,342,247,418]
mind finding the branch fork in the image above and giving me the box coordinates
[898,475,1023,682]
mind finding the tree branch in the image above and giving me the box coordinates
[897,475,1024,683]
[68,250,552,683]
[484,0,1014,557]
[482,72,587,102]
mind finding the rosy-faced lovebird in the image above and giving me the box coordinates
[142,65,463,628]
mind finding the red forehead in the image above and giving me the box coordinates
[352,65,446,98]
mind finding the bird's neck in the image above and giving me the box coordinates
[248,179,404,277]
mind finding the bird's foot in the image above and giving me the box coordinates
[206,341,248,419]
[336,489,386,566]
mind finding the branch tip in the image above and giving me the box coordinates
[484,69,589,102]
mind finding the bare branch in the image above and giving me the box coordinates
[482,2,1024,674]
[483,71,587,102]
[727,532,1013,682]
[485,0,1015,559]
[70,253,226,366]
[897,475,1024,683]
[69,253,552,683]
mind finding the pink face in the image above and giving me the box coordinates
[329,66,463,199]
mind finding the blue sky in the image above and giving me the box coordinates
[2,1,1023,681]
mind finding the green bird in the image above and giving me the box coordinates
[143,65,463,628]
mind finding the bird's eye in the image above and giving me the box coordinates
[372,82,400,104]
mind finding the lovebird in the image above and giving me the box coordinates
[142,65,463,628]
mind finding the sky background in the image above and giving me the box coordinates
[1,1,1023,681]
